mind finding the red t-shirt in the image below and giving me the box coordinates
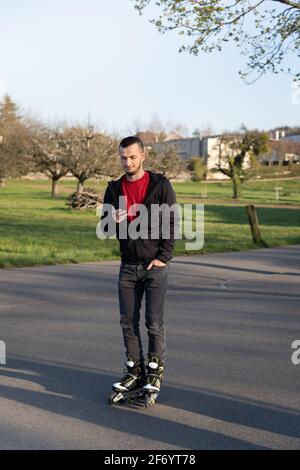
[121,171,150,222]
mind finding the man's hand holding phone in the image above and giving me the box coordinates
[113,208,127,223]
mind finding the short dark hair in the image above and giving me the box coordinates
[119,136,144,152]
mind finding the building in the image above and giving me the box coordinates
[259,129,300,165]
[260,140,300,165]
[153,136,202,162]
[284,134,300,144]
[149,126,300,175]
[151,134,250,180]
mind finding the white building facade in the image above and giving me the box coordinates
[152,135,250,180]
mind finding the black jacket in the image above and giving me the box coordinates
[101,171,177,264]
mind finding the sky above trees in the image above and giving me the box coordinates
[0,0,299,135]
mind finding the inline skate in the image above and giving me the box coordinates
[142,355,164,408]
[108,357,145,406]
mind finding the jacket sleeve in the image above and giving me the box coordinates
[156,178,177,264]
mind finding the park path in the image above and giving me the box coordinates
[0,246,299,449]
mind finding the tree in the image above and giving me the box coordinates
[0,94,21,123]
[31,124,71,196]
[145,146,184,178]
[192,128,201,138]
[134,0,300,82]
[60,125,120,194]
[146,115,168,142]
[214,128,270,198]
[0,94,31,186]
[192,125,214,138]
[189,157,207,181]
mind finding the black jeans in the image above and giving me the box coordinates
[118,262,169,364]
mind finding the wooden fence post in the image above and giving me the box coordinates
[245,205,262,244]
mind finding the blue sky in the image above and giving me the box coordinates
[0,0,299,136]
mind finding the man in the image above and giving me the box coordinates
[101,135,177,403]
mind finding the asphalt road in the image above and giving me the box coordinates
[0,246,299,450]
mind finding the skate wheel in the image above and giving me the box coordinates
[108,391,125,405]
[145,393,157,408]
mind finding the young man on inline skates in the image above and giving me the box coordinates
[100,135,177,406]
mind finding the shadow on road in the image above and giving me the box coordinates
[172,250,300,276]
[0,356,299,449]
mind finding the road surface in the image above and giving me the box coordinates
[0,246,299,449]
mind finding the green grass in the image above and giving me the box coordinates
[0,178,299,268]
[173,179,300,205]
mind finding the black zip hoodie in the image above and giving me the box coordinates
[100,171,177,264]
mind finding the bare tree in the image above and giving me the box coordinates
[147,115,167,142]
[145,146,184,179]
[60,124,119,194]
[31,123,70,196]
[127,118,145,136]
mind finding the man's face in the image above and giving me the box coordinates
[119,143,145,176]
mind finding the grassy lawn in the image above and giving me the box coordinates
[0,178,299,268]
[173,179,300,205]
